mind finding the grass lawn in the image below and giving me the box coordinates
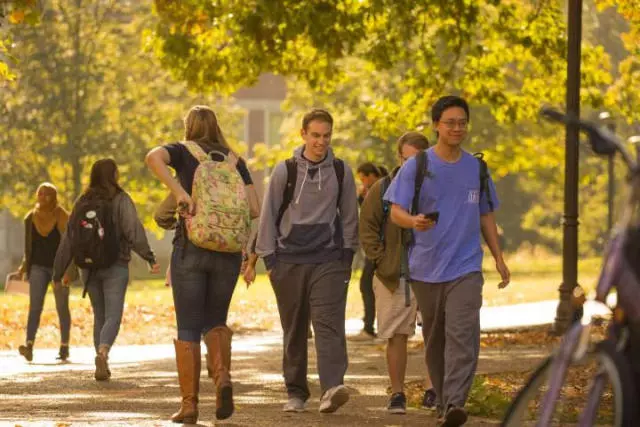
[0,252,603,350]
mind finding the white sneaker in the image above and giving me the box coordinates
[283,397,306,413]
[319,385,349,413]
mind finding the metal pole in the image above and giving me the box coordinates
[553,0,583,334]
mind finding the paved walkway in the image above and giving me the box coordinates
[0,299,596,426]
[479,297,613,330]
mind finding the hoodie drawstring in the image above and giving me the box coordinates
[318,167,322,191]
[295,162,310,205]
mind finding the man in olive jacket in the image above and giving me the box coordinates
[358,132,434,415]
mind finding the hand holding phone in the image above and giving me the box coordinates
[413,211,438,231]
[423,211,439,223]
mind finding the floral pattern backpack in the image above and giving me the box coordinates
[181,141,251,252]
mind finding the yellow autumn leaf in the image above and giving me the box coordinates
[190,23,203,36]
[8,10,26,24]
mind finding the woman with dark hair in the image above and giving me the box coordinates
[146,105,260,423]
[53,159,159,381]
[15,183,76,362]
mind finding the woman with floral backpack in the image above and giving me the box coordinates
[146,105,260,423]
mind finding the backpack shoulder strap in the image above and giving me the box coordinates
[474,152,494,211]
[275,157,297,230]
[180,141,209,163]
[333,159,345,208]
[379,175,392,243]
[380,175,391,203]
[411,150,428,215]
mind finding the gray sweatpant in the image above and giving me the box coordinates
[270,259,350,401]
[411,272,484,409]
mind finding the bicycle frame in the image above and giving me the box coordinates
[536,322,587,425]
[532,109,640,426]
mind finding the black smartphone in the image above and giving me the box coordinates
[423,211,440,223]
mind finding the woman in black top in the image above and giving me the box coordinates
[146,105,260,423]
[16,183,76,362]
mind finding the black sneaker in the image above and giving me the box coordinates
[440,405,467,426]
[387,392,406,415]
[56,345,69,361]
[422,388,437,409]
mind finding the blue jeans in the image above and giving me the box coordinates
[83,264,129,352]
[171,241,241,342]
[26,265,70,344]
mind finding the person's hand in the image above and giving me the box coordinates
[62,273,71,286]
[243,265,256,287]
[13,270,26,281]
[412,214,435,232]
[53,281,63,291]
[164,266,171,287]
[176,191,195,218]
[240,253,248,274]
[149,263,161,274]
[496,258,511,289]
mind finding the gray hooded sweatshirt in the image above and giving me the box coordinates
[256,146,359,269]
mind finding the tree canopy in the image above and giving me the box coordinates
[150,0,637,254]
[0,0,40,81]
[0,0,246,230]
[1,0,638,254]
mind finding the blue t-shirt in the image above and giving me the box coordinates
[383,148,500,283]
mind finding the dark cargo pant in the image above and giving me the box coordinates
[411,272,484,409]
[270,259,350,401]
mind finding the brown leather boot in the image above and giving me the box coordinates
[171,340,200,424]
[204,326,234,420]
[94,344,111,381]
[18,341,34,362]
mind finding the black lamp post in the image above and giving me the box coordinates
[553,0,583,334]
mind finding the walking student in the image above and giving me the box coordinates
[16,182,77,362]
[385,96,510,426]
[146,105,260,423]
[256,108,359,414]
[53,159,159,381]
[359,132,436,414]
[353,162,387,340]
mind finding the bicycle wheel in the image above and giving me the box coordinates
[578,341,637,426]
[502,341,636,426]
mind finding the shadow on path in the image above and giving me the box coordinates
[0,332,547,426]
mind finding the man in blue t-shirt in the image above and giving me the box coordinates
[384,96,510,426]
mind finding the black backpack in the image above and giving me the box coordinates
[275,157,345,232]
[68,195,119,271]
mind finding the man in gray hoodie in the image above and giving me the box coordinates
[256,109,359,414]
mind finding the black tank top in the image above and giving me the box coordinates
[31,224,61,268]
